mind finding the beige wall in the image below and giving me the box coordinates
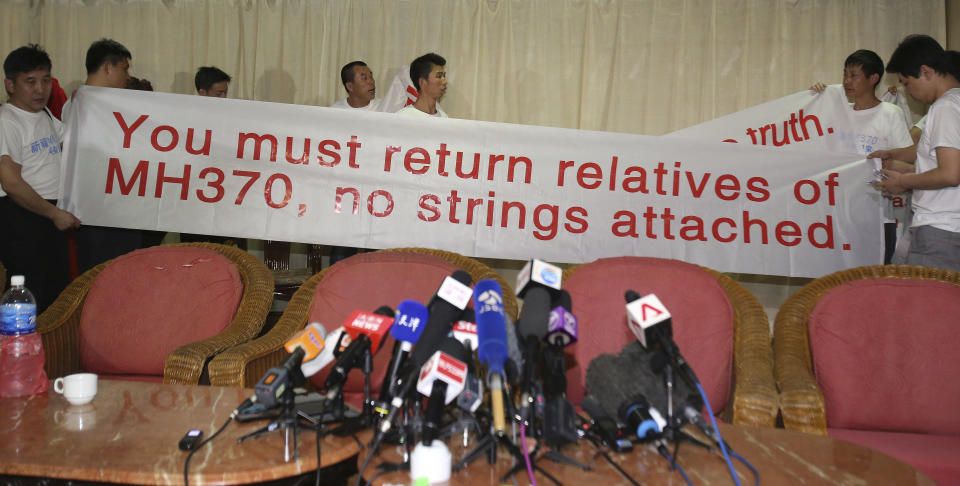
[949,0,960,48]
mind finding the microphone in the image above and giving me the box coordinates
[581,395,633,452]
[324,306,394,399]
[253,323,330,407]
[408,270,473,370]
[474,278,510,433]
[516,286,551,424]
[515,258,563,299]
[545,289,577,347]
[417,337,470,445]
[452,309,478,352]
[585,353,666,441]
[624,291,700,390]
[624,290,672,350]
[379,300,429,404]
[379,270,473,435]
[284,322,332,378]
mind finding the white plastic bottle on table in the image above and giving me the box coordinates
[0,275,49,397]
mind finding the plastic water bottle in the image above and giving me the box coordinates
[0,275,49,397]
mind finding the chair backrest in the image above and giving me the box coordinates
[806,275,960,435]
[562,257,736,410]
[78,246,244,379]
[305,249,505,400]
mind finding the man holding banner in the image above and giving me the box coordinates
[397,53,448,118]
[812,49,914,263]
[0,45,79,312]
[877,35,960,271]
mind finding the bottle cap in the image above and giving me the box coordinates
[10,275,24,287]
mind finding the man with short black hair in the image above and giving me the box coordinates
[0,44,80,312]
[875,35,960,271]
[331,61,380,111]
[397,53,447,117]
[195,66,230,98]
[811,49,914,263]
[83,38,131,90]
[69,38,141,273]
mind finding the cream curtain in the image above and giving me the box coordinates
[1,0,944,134]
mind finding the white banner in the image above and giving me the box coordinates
[60,86,880,277]
[671,85,880,153]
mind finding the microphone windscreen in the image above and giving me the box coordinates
[556,289,572,312]
[619,341,699,415]
[393,300,429,344]
[585,353,631,419]
[410,270,473,369]
[625,289,641,303]
[374,305,395,317]
[517,286,551,339]
[475,279,509,373]
[438,336,472,364]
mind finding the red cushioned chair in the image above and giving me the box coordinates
[562,256,778,426]
[207,248,518,408]
[775,265,960,485]
[37,243,273,384]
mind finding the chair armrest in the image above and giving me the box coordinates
[773,282,828,435]
[208,270,320,388]
[165,243,275,385]
[37,265,104,378]
[708,269,780,427]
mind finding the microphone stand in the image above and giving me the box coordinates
[237,381,310,462]
[655,351,713,463]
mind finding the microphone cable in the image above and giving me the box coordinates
[696,381,744,486]
[183,416,233,486]
[660,447,693,486]
[520,422,537,486]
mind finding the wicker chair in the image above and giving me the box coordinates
[37,243,273,384]
[561,256,778,427]
[774,265,960,485]
[208,247,517,389]
[775,264,960,433]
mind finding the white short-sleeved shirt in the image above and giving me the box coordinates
[0,104,64,199]
[329,97,383,111]
[912,88,960,232]
[396,104,447,118]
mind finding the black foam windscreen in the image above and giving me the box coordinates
[374,305,395,317]
[517,286,551,339]
[618,341,699,413]
[409,270,473,369]
[584,353,633,420]
[437,336,471,365]
[556,288,572,311]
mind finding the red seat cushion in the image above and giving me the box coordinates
[829,428,960,485]
[79,247,243,378]
[307,251,463,406]
[809,278,960,435]
[562,257,734,412]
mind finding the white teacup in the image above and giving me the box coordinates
[53,373,98,405]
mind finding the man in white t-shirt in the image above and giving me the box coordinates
[0,45,80,312]
[326,61,385,264]
[875,35,960,271]
[396,53,448,118]
[812,49,914,263]
[331,61,382,112]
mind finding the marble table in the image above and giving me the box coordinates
[362,423,937,485]
[0,379,364,485]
